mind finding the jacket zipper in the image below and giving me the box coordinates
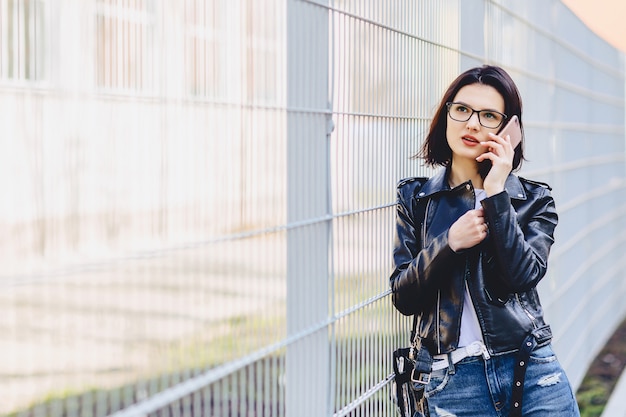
[516,293,537,329]
[421,198,441,353]
[436,290,441,354]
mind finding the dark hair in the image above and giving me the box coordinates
[419,65,525,171]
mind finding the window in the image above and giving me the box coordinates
[183,0,221,98]
[0,0,47,82]
[94,0,155,91]
[183,0,283,103]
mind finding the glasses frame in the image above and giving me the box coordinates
[445,102,507,129]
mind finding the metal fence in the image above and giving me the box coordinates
[1,0,625,416]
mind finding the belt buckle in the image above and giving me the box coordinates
[465,341,482,356]
[411,368,431,385]
[465,341,490,360]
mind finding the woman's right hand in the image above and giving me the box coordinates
[448,208,488,252]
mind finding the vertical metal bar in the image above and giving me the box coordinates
[286,0,330,415]
[121,0,127,89]
[141,0,146,90]
[0,2,4,77]
[16,0,23,79]
[104,0,110,88]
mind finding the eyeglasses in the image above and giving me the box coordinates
[446,102,507,129]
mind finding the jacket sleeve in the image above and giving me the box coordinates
[389,184,458,316]
[481,187,558,292]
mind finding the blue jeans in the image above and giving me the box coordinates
[424,344,580,416]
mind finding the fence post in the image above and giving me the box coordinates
[286,0,331,416]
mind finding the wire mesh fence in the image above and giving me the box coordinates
[0,0,625,416]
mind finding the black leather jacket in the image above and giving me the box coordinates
[390,168,558,356]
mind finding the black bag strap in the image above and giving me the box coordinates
[409,314,418,345]
[392,314,427,417]
[409,314,421,355]
[392,347,414,417]
[410,308,436,355]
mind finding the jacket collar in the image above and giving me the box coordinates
[416,167,527,200]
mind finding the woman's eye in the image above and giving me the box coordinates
[483,112,497,120]
[455,105,469,113]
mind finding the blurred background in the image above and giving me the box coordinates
[561,0,626,53]
[0,0,624,416]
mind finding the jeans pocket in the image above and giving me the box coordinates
[529,344,557,364]
[425,368,450,398]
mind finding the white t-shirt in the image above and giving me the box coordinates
[458,188,487,347]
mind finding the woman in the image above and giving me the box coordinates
[390,65,580,416]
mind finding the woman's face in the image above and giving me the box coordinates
[446,83,505,166]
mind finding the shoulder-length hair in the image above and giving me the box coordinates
[419,65,525,171]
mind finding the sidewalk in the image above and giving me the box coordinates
[601,368,626,417]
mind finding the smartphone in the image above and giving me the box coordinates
[498,115,522,148]
[479,115,522,177]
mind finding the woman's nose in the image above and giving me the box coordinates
[466,112,481,129]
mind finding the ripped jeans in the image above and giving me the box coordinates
[424,344,580,417]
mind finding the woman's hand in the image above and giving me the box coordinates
[476,132,515,196]
[448,208,489,252]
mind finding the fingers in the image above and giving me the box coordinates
[488,131,512,145]
[467,210,489,239]
[484,133,513,152]
[449,209,489,252]
[472,212,488,234]
[478,134,514,191]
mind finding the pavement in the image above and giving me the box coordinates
[601,368,626,417]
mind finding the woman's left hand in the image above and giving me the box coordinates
[476,132,515,196]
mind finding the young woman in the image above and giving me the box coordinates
[390,65,580,416]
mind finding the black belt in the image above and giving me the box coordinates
[509,325,552,417]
